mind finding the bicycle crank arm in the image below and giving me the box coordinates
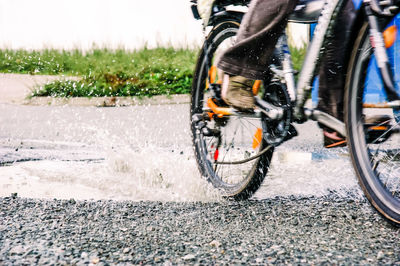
[203,97,284,120]
[305,109,346,137]
[203,98,283,120]
[254,96,284,120]
[201,108,262,118]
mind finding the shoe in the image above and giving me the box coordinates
[221,75,255,111]
[323,129,346,148]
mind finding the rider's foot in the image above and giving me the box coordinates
[323,129,346,148]
[222,74,255,112]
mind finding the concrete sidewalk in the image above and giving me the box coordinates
[0,73,190,106]
[0,73,68,105]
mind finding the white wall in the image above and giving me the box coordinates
[0,0,204,50]
[0,0,307,51]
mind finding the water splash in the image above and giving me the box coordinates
[0,146,221,202]
[254,148,363,200]
[0,104,364,202]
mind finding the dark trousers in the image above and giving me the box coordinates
[217,0,355,121]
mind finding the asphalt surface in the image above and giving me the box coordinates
[1,102,359,201]
[1,196,399,265]
[1,74,399,264]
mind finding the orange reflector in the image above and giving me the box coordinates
[209,66,217,84]
[252,80,262,95]
[369,126,388,131]
[252,128,263,149]
[207,98,232,116]
[384,25,397,48]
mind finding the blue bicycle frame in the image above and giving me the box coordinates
[280,0,400,135]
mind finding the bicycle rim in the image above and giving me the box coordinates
[191,20,273,199]
[346,18,400,225]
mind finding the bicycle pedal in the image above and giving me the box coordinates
[211,97,229,108]
[365,124,391,144]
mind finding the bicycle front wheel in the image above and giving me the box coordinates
[345,17,400,225]
[190,19,274,200]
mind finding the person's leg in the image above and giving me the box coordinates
[217,0,298,80]
[317,0,356,122]
[217,0,297,110]
[317,0,356,147]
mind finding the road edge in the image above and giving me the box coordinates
[24,94,190,107]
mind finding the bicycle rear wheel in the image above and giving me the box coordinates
[345,16,400,225]
[190,20,274,200]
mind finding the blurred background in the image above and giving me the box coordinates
[0,0,307,50]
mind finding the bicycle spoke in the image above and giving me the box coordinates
[218,120,240,183]
[191,20,273,199]
[372,158,380,172]
[219,118,240,162]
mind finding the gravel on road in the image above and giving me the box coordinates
[1,195,399,265]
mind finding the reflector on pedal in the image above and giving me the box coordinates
[368,125,389,131]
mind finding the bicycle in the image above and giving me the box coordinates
[190,0,400,225]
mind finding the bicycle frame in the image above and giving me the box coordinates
[277,0,400,137]
[191,0,400,223]
[197,0,400,138]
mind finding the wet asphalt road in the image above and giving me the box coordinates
[1,102,400,264]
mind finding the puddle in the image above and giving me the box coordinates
[0,144,362,202]
[0,104,363,202]
[254,149,362,200]
[0,146,221,202]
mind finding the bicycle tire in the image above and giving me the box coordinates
[190,19,274,200]
[345,16,400,225]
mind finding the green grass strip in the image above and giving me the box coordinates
[0,47,305,97]
[0,48,197,97]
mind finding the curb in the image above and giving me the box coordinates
[24,94,191,107]
[0,73,191,107]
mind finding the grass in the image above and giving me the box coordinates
[0,47,305,97]
[290,46,306,73]
[0,48,197,97]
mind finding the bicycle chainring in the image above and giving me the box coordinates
[262,81,292,146]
